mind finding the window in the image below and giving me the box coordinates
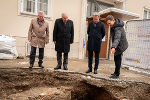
[23,0,35,13]
[37,0,48,15]
[143,9,150,19]
[86,0,114,17]
[20,0,50,17]
[148,12,150,19]
[94,4,99,12]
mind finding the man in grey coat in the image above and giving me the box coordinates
[106,15,128,78]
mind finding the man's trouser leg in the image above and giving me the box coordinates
[54,52,62,69]
[38,48,44,66]
[94,51,100,71]
[63,53,68,70]
[30,46,36,66]
[88,51,93,71]
[114,53,122,76]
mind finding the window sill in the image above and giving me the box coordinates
[19,12,53,21]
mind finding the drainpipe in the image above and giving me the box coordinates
[123,0,126,10]
[107,26,111,59]
[79,0,88,59]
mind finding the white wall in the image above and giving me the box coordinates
[0,0,86,59]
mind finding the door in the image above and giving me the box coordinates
[86,18,109,59]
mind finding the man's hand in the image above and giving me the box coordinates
[111,48,116,54]
[28,39,31,42]
[54,41,56,44]
[45,41,48,44]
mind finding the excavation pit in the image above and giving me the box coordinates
[0,68,150,100]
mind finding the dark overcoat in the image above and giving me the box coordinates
[87,21,105,52]
[53,18,74,53]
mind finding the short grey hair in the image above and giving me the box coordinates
[38,11,44,16]
[62,13,68,17]
[92,12,99,17]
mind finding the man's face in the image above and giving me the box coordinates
[62,15,68,23]
[38,13,44,21]
[106,20,115,27]
[93,16,99,23]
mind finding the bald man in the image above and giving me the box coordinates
[53,13,74,70]
[28,12,49,68]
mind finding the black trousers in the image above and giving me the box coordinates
[30,46,44,65]
[114,53,123,76]
[57,51,68,66]
[88,50,100,71]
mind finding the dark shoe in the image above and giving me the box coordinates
[29,64,33,69]
[54,65,61,70]
[109,74,119,79]
[111,73,115,76]
[94,70,98,74]
[63,65,68,70]
[39,64,44,68]
[86,69,92,73]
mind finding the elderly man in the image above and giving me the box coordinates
[53,13,74,70]
[28,12,49,68]
[106,15,128,78]
[86,14,105,74]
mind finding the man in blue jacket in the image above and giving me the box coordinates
[106,15,128,78]
[86,14,105,74]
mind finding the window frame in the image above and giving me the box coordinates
[143,8,150,19]
[19,0,52,18]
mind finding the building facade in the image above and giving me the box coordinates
[0,0,150,59]
[0,0,87,59]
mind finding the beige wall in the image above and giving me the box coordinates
[125,0,150,19]
[0,0,85,59]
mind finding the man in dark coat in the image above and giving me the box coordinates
[86,14,105,74]
[106,15,128,78]
[53,13,74,70]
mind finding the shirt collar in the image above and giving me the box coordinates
[37,18,45,25]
